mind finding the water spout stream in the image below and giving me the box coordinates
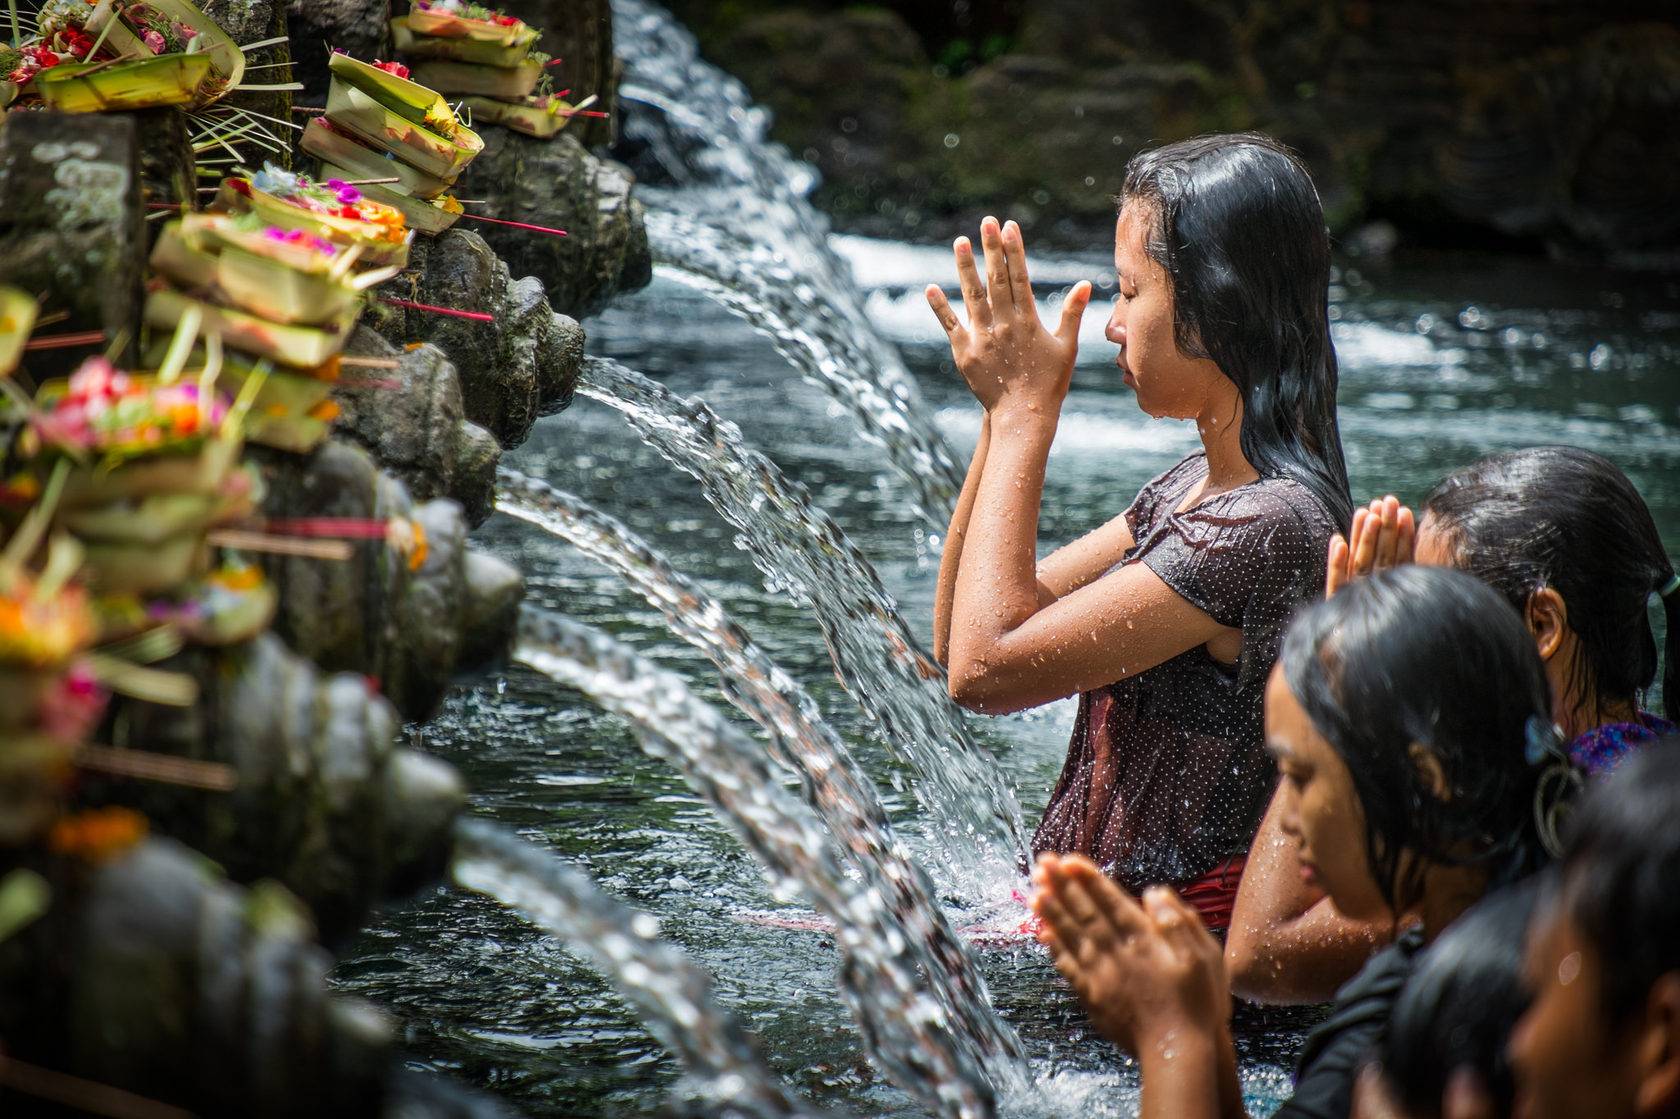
[452,817,829,1119]
[512,607,1024,1118]
[613,0,963,525]
[574,357,1028,895]
[495,470,1020,1061]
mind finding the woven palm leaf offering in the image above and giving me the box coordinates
[13,332,278,648]
[24,0,243,112]
[0,288,39,379]
[324,50,483,182]
[391,0,538,67]
[462,88,594,140]
[0,526,101,846]
[150,210,400,328]
[208,164,414,269]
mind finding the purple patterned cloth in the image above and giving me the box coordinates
[1568,711,1677,776]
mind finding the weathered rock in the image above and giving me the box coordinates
[371,230,588,440]
[94,633,465,939]
[252,439,523,719]
[132,107,197,217]
[450,133,652,318]
[203,0,295,168]
[0,839,393,1116]
[286,0,391,105]
[0,112,144,373]
[333,324,501,523]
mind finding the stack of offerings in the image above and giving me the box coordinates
[390,1,586,139]
[143,165,405,453]
[298,50,484,235]
[9,347,277,651]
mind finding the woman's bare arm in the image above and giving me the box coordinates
[946,405,1229,714]
[934,413,991,665]
[1225,783,1393,1005]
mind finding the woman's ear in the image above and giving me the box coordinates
[1525,587,1569,663]
[1634,972,1680,1117]
[1407,743,1451,801]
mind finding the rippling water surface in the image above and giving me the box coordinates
[333,242,1680,1116]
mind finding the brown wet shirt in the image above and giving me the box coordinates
[1031,452,1336,891]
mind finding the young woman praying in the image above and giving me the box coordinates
[1031,566,1568,1119]
[1227,445,1677,1005]
[928,133,1350,929]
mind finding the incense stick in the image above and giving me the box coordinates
[74,744,237,792]
[207,529,354,560]
[380,297,495,322]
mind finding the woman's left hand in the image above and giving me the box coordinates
[926,216,1092,416]
[1031,853,1230,1055]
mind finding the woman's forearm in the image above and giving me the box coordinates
[1138,1027,1231,1119]
[933,412,992,665]
[946,402,1058,682]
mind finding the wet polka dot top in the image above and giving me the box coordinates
[1031,451,1336,891]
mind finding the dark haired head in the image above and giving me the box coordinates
[1120,133,1352,528]
[1280,566,1556,913]
[1559,736,1680,1024]
[1381,880,1540,1119]
[1422,446,1677,723]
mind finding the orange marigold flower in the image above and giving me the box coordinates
[49,807,148,862]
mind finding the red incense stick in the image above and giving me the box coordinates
[380,297,495,322]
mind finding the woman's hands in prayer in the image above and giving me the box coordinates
[1325,495,1415,598]
[1030,853,1230,1054]
[925,216,1092,419]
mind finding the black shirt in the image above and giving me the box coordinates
[1273,925,1427,1119]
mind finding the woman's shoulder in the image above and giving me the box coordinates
[1193,470,1338,540]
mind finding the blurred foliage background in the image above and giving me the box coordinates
[658,0,1680,260]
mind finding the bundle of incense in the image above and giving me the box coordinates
[13,350,278,648]
[391,2,589,140]
[17,0,244,112]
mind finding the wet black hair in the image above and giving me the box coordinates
[1119,133,1353,529]
[1559,736,1680,1024]
[1280,566,1555,914]
[1380,879,1540,1119]
[1422,446,1677,723]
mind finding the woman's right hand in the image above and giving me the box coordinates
[925,216,1090,417]
[1325,495,1415,598]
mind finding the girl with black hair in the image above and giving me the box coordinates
[927,133,1348,927]
[1227,445,1676,1006]
[1505,737,1680,1119]
[1031,567,1566,1119]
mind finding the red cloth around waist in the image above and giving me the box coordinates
[1178,853,1246,932]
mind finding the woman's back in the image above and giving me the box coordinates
[1033,452,1335,896]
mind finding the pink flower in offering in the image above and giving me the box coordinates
[141,28,166,54]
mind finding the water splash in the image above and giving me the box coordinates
[513,607,1026,1118]
[648,212,961,527]
[494,470,1021,1058]
[452,817,828,1119]
[613,0,963,526]
[575,356,1028,895]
